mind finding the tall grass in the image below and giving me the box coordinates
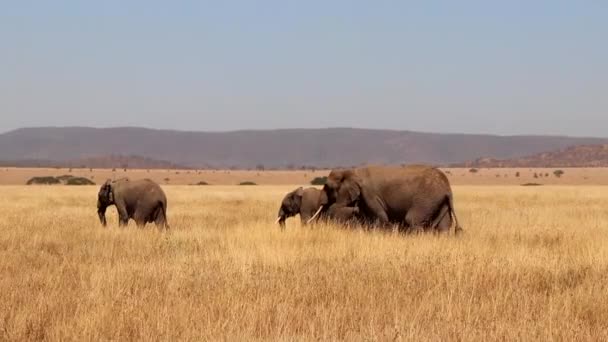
[0,185,607,340]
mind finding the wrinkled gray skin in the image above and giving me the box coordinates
[319,165,462,234]
[276,187,360,228]
[97,178,169,229]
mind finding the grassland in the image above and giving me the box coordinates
[1,185,608,340]
[3,166,608,185]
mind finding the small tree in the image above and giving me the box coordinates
[310,176,328,185]
[469,168,479,174]
[554,170,565,178]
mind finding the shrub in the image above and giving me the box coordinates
[515,172,520,177]
[66,177,95,185]
[533,173,538,178]
[193,181,210,185]
[521,183,543,186]
[554,170,565,178]
[56,175,74,182]
[310,176,328,185]
[469,168,478,174]
[239,181,257,186]
[26,176,61,185]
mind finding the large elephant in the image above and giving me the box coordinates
[97,178,169,229]
[309,165,462,234]
[276,186,360,228]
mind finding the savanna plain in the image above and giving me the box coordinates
[1,183,608,341]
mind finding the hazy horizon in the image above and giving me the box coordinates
[2,2,607,136]
[3,125,608,139]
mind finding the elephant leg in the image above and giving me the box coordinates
[300,214,312,226]
[329,207,359,225]
[154,212,167,230]
[432,204,452,233]
[116,204,129,227]
[405,209,431,232]
[153,205,169,230]
[361,196,390,227]
[132,210,147,228]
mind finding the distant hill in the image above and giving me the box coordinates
[455,144,608,168]
[1,127,608,168]
[0,155,185,169]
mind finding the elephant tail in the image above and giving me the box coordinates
[158,201,169,229]
[447,193,463,235]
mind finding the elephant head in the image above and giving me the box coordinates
[276,187,329,227]
[324,169,361,206]
[276,187,305,228]
[97,180,115,226]
[308,169,361,223]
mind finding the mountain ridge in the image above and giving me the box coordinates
[2,126,608,168]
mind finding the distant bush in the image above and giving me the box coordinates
[310,176,328,185]
[554,170,564,178]
[193,181,210,185]
[66,177,95,185]
[239,181,257,186]
[56,174,74,182]
[521,183,543,186]
[469,168,478,174]
[515,172,520,177]
[533,173,538,178]
[26,176,61,185]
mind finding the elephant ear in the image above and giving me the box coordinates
[338,171,361,205]
[107,183,114,203]
[100,179,114,203]
[291,188,303,212]
[318,189,329,206]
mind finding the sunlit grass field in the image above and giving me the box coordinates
[1,185,607,340]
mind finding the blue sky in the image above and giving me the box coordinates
[1,1,607,136]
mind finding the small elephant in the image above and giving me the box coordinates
[97,178,169,229]
[310,165,462,234]
[276,186,360,228]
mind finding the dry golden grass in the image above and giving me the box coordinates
[3,166,608,185]
[1,185,608,340]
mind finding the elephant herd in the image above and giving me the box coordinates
[96,165,462,234]
[276,165,462,234]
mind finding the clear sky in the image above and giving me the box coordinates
[1,1,607,136]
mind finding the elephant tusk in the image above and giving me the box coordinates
[275,216,283,224]
[307,206,324,224]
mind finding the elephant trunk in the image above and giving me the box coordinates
[276,208,286,228]
[97,201,107,226]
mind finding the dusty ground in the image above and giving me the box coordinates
[1,185,607,340]
[1,166,607,185]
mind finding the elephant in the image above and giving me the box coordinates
[276,186,361,228]
[309,165,462,234]
[97,178,169,229]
